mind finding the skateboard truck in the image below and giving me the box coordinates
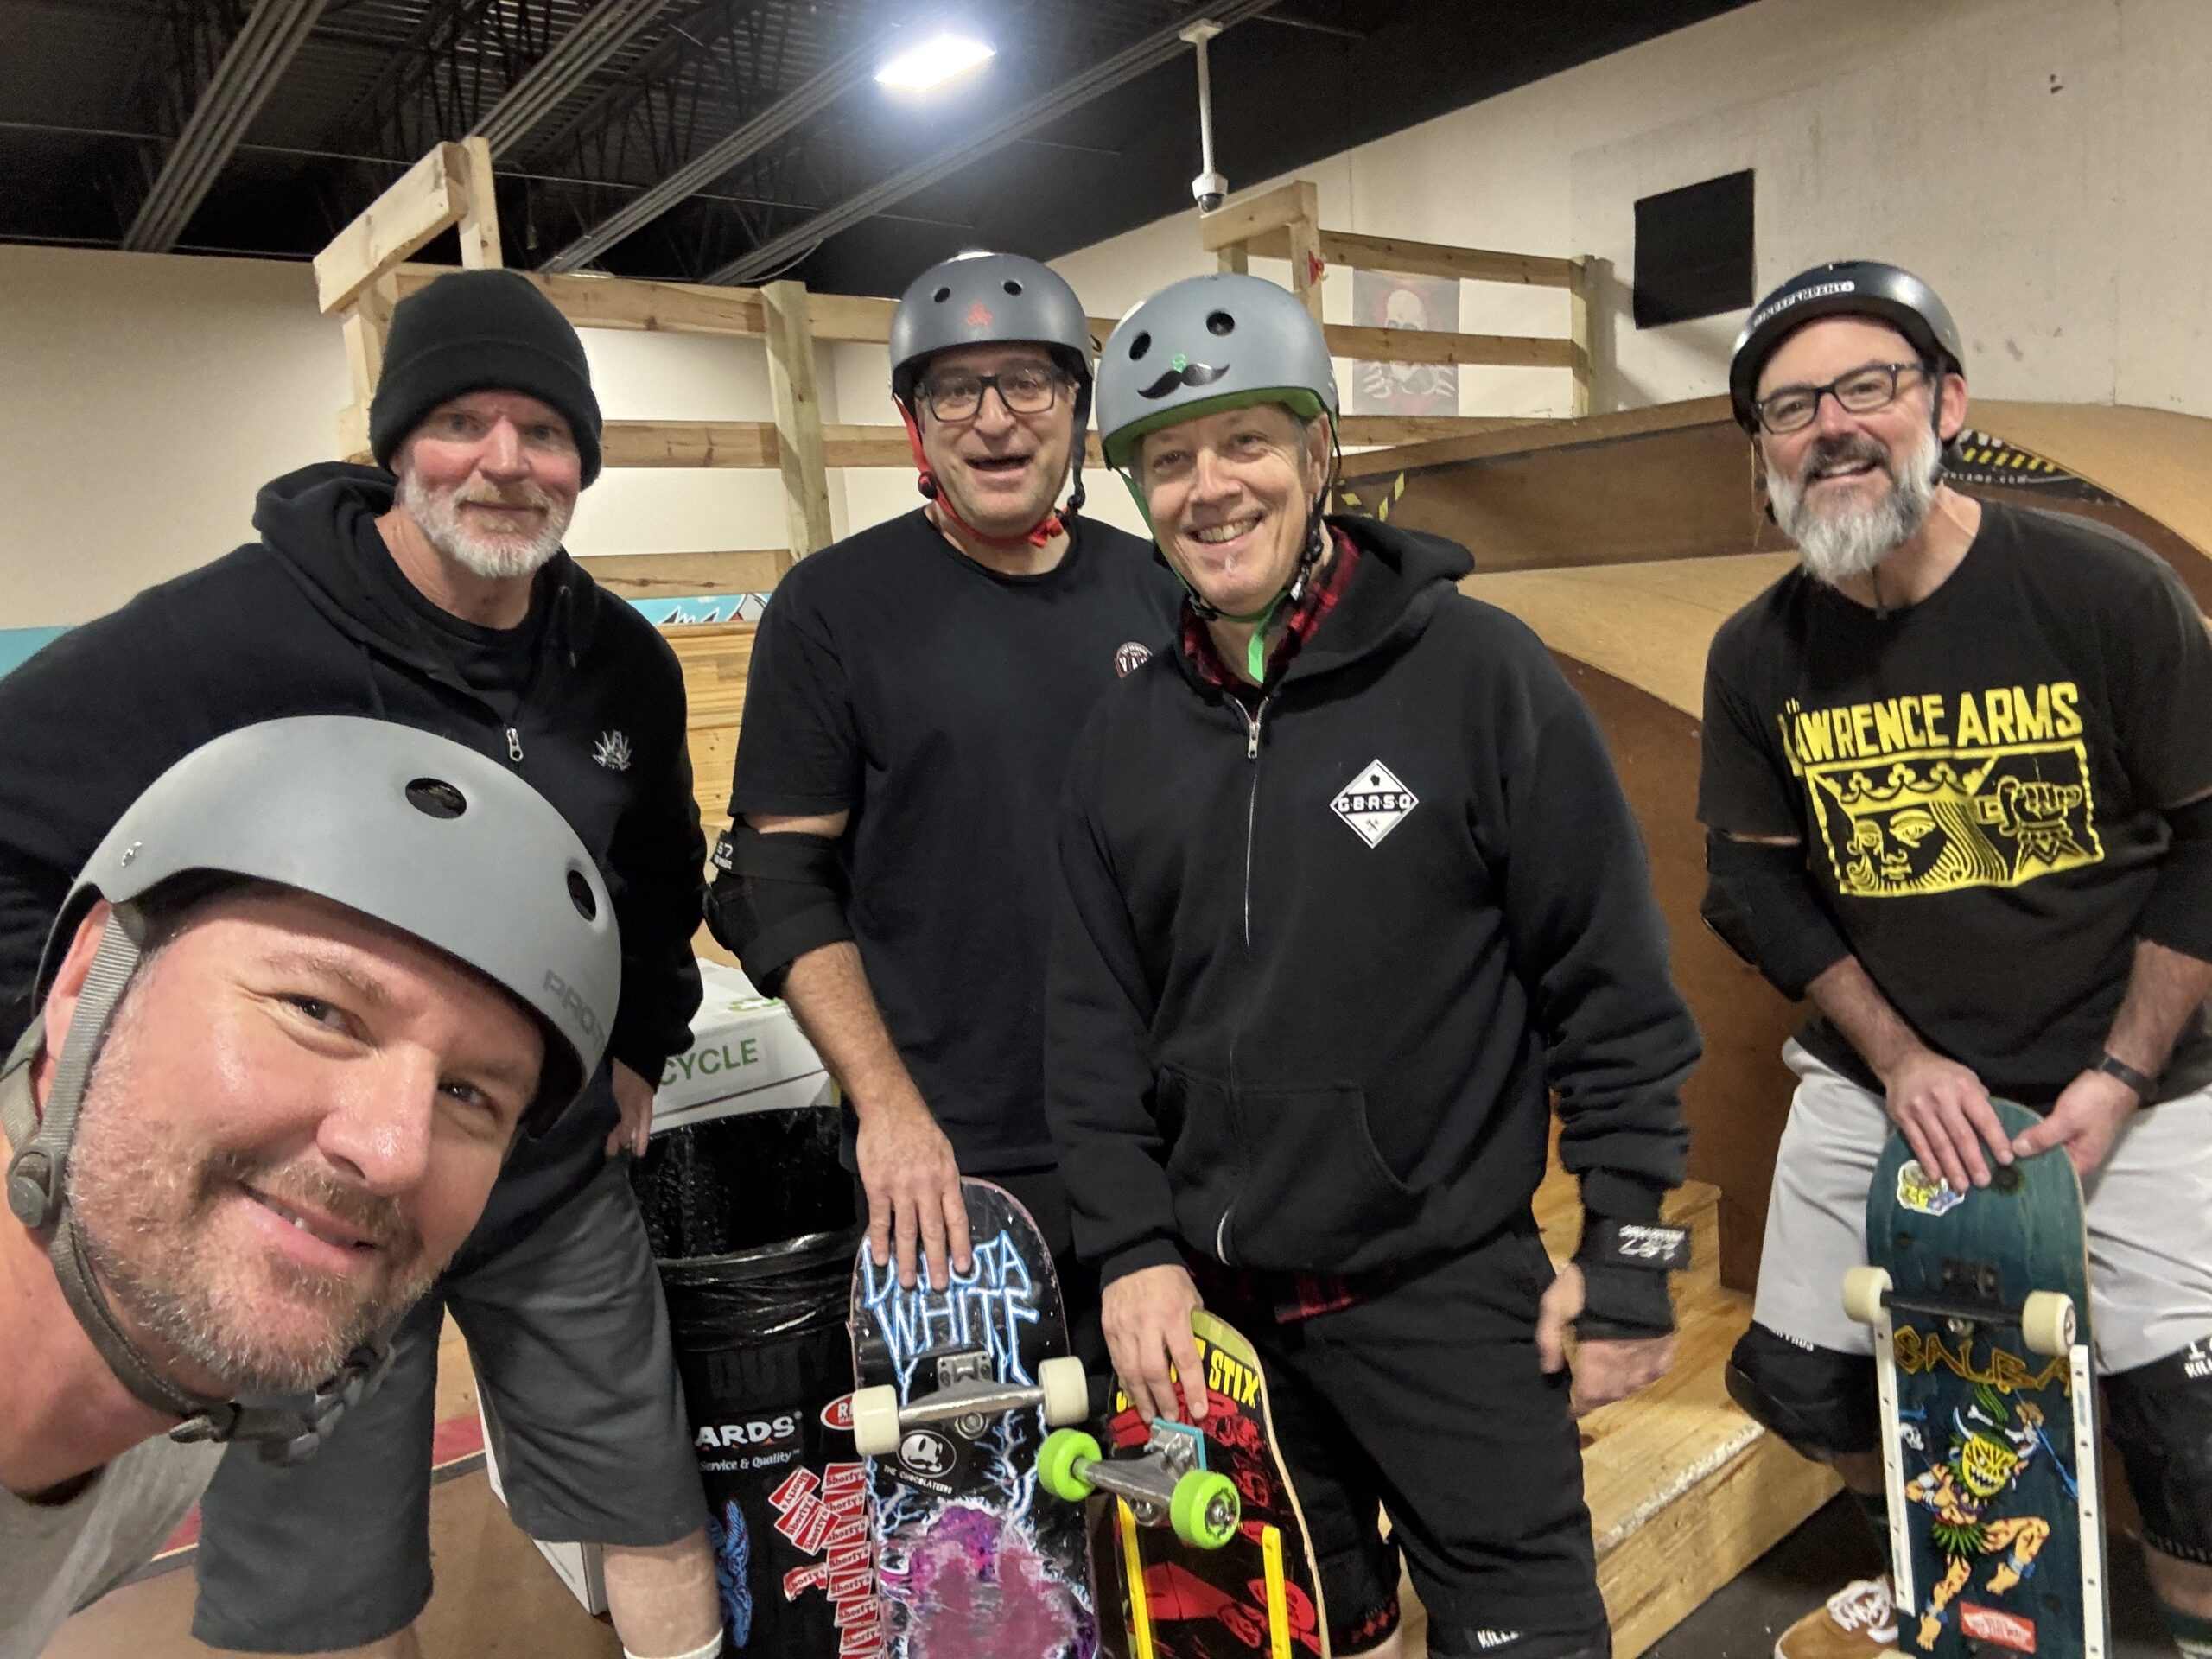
[850,1350,1091,1456]
[1844,1266,2078,1356]
[1037,1419,1241,1549]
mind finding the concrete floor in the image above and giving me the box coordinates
[1646,1491,2177,1659]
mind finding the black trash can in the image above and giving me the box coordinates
[634,1107,877,1656]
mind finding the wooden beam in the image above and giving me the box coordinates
[1286,199,1324,325]
[575,550,791,598]
[1568,257,1593,416]
[1198,178,1319,255]
[762,280,835,558]
[455,136,501,270]
[339,272,397,408]
[315,143,472,315]
[1217,244,1248,276]
[390,264,770,336]
[1337,414,1546,447]
[1324,324,1577,371]
[1233,228,1580,290]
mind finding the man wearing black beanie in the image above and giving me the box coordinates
[0,269,725,1659]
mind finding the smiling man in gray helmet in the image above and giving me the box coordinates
[709,251,1178,1376]
[1701,260,2212,1659]
[2,717,619,1659]
[1046,271,1701,1659]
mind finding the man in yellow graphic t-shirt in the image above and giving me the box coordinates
[1697,260,2212,1659]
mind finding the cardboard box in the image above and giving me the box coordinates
[652,959,834,1128]
[486,960,835,1611]
[480,1395,608,1612]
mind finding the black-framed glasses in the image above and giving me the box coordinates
[918,364,1071,422]
[1755,361,1927,435]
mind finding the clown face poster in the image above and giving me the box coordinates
[1349,269,1459,416]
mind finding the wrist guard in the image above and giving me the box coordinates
[1573,1217,1689,1340]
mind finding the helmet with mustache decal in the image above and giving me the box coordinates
[1731,261,1964,434]
[1096,272,1339,470]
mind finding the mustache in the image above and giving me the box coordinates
[200,1147,422,1262]
[1138,360,1230,399]
[1799,432,1893,480]
[452,482,556,512]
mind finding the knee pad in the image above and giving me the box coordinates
[2106,1343,2212,1566]
[1726,1322,1878,1463]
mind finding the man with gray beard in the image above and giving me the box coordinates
[1699,262,2212,1659]
[0,270,726,1659]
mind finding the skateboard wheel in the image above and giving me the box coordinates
[851,1384,903,1457]
[1039,1355,1090,1427]
[1169,1469,1240,1549]
[1841,1265,1892,1326]
[2021,1290,2075,1357]
[1037,1428,1101,1502]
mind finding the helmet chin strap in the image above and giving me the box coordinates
[897,402,1085,551]
[1181,499,1331,682]
[3,916,397,1465]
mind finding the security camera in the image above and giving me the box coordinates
[1192,169,1228,214]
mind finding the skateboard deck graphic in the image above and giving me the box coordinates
[849,1179,1099,1658]
[1104,1312,1329,1659]
[1846,1099,2107,1657]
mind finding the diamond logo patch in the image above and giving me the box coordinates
[1332,760,1418,848]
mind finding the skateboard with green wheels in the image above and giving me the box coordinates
[1046,1309,1328,1658]
[1842,1096,2107,1657]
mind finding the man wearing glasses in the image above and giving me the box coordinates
[708,252,1177,1373]
[1700,260,2212,1659]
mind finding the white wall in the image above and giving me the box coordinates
[5,0,2207,629]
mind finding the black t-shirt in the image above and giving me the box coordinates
[359,517,547,721]
[1700,500,2212,1104]
[731,509,1182,1167]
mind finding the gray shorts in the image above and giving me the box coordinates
[1755,1039,2212,1375]
[191,1157,707,1651]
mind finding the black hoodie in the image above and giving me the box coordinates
[1046,516,1700,1287]
[0,463,704,1255]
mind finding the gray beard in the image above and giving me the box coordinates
[398,470,572,581]
[1768,423,1943,587]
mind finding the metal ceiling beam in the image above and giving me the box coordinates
[540,2,965,274]
[120,0,329,251]
[705,0,1279,287]
[472,0,678,156]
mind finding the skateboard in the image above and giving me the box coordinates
[1843,1098,2108,1657]
[849,1178,1099,1657]
[1041,1310,1329,1659]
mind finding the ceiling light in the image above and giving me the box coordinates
[874,32,995,92]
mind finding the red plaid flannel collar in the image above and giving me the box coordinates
[1179,525,1361,698]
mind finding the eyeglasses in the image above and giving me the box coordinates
[918,364,1070,423]
[1754,361,1927,435]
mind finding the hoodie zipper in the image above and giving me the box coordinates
[1217,690,1271,1265]
[505,726,524,764]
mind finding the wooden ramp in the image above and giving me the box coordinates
[1393,1153,1838,1659]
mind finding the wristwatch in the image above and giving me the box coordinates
[2095,1051,2157,1100]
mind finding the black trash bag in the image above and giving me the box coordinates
[631,1105,854,1259]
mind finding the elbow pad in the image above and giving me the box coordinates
[1700,830,1849,1000]
[2144,794,2212,963]
[705,826,853,996]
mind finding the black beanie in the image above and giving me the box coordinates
[369,269,603,485]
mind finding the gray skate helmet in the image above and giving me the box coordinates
[1096,272,1339,471]
[1730,260,1965,433]
[3,716,620,1454]
[888,251,1094,404]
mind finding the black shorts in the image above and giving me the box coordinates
[1209,1222,1608,1654]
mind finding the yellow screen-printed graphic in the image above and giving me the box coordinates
[1778,681,2103,897]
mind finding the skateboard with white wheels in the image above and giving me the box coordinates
[1843,1096,2107,1657]
[1045,1309,1327,1658]
[849,1178,1098,1657]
